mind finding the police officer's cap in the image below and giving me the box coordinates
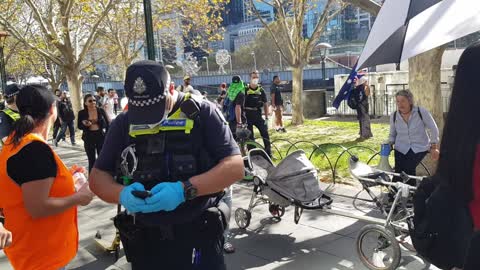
[124,60,170,125]
[5,84,20,98]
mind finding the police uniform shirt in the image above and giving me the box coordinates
[245,85,267,110]
[0,109,18,139]
[95,92,240,181]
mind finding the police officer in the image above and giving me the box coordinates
[89,60,244,270]
[0,84,20,143]
[244,71,272,156]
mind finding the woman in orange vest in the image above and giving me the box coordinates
[0,85,94,270]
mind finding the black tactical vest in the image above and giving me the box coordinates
[118,94,217,225]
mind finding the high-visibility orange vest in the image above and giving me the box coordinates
[0,133,78,270]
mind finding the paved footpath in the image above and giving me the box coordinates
[0,145,440,270]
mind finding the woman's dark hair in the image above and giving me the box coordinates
[436,41,480,203]
[11,84,56,147]
[83,94,95,110]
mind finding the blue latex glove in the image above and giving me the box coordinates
[142,181,185,213]
[119,182,148,213]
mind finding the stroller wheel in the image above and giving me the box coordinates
[234,208,251,229]
[356,224,401,270]
[268,204,285,218]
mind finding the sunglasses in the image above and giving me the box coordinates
[87,99,96,103]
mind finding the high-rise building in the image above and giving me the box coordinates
[223,0,244,26]
[243,0,275,23]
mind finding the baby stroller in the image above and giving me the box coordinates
[235,148,332,229]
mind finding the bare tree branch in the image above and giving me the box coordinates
[251,0,294,65]
[77,0,119,65]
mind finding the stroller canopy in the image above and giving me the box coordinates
[266,150,323,203]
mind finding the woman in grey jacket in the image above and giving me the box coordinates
[388,90,440,185]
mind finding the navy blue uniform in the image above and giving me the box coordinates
[0,110,17,139]
[94,94,240,269]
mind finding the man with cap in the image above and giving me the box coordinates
[89,60,244,269]
[176,75,191,92]
[0,84,20,143]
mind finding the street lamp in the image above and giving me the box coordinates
[203,56,209,75]
[277,51,283,71]
[143,0,155,60]
[91,74,100,92]
[315,42,332,80]
[251,51,257,72]
[0,30,10,94]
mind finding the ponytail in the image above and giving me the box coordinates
[10,115,36,147]
[8,84,56,147]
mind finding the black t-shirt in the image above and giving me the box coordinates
[0,111,14,139]
[270,84,284,106]
[7,141,57,185]
[95,93,241,174]
[233,92,246,123]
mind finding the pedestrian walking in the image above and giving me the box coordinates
[388,90,439,185]
[77,94,109,173]
[54,91,76,146]
[0,85,93,270]
[270,75,286,132]
[52,89,62,142]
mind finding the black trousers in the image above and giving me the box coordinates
[246,110,271,156]
[83,130,105,172]
[115,208,226,270]
[56,121,75,144]
[52,120,61,140]
[394,149,427,185]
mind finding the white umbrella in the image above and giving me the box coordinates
[358,0,480,69]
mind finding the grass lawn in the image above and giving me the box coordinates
[249,117,393,183]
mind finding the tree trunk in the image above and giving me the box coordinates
[291,65,305,125]
[65,70,84,118]
[408,46,446,131]
[408,46,446,174]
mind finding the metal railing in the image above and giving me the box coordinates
[240,138,431,184]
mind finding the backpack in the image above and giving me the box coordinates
[223,97,236,122]
[347,85,366,110]
[409,176,473,269]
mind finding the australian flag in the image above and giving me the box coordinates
[332,63,367,109]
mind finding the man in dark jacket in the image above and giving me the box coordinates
[54,91,76,146]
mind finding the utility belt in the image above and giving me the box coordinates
[114,197,230,263]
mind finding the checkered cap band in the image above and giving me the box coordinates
[129,93,165,107]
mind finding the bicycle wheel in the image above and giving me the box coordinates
[356,224,401,270]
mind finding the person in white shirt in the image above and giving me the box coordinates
[104,89,116,122]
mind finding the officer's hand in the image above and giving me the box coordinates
[144,182,185,212]
[119,182,148,213]
[0,224,12,249]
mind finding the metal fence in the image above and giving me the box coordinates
[326,82,452,116]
